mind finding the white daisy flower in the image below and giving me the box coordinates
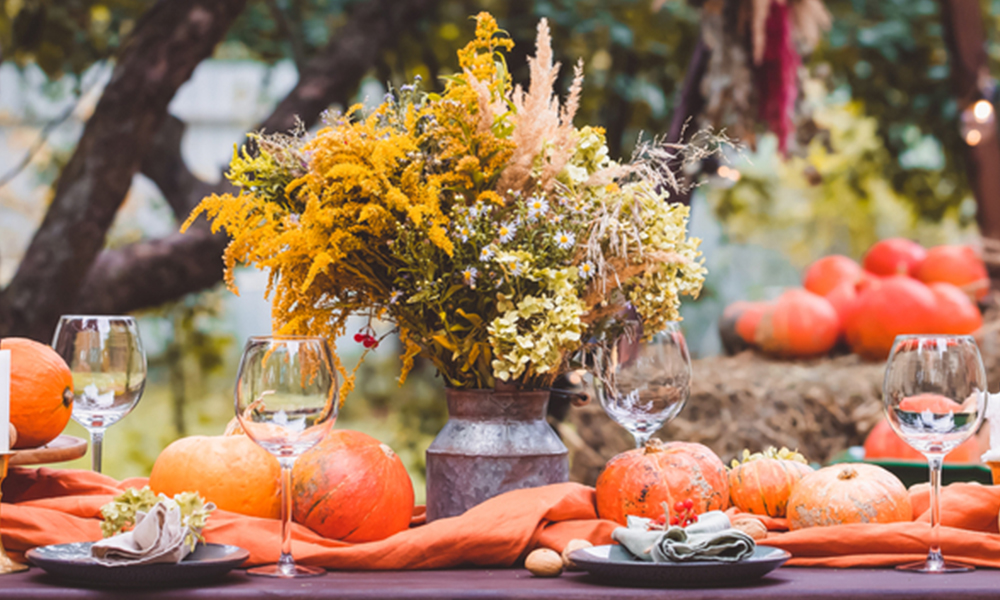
[457,225,471,242]
[526,195,549,221]
[555,231,576,250]
[479,246,495,262]
[462,267,478,288]
[511,261,524,277]
[498,221,517,243]
[389,290,403,304]
[578,261,595,280]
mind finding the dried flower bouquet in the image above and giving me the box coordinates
[184,13,714,395]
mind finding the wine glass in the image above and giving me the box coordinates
[52,315,146,474]
[591,320,692,448]
[883,334,987,573]
[235,336,337,578]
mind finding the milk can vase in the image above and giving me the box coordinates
[425,386,569,521]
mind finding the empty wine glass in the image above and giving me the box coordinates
[591,319,691,448]
[883,334,987,573]
[52,315,146,473]
[235,336,337,578]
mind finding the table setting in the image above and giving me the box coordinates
[3,10,1000,600]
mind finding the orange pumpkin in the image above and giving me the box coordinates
[928,282,982,335]
[845,275,939,360]
[913,245,989,301]
[595,440,729,525]
[718,301,768,353]
[293,430,414,543]
[803,255,863,296]
[1,338,73,449]
[755,289,839,358]
[863,418,979,464]
[862,238,926,277]
[150,435,281,519]
[728,448,814,518]
[787,463,912,530]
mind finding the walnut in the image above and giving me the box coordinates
[525,548,564,577]
[561,539,593,571]
[732,517,768,540]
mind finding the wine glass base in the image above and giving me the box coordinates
[247,564,326,578]
[895,559,974,573]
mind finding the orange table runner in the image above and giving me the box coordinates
[4,468,1000,569]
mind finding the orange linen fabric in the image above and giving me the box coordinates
[6,468,1000,569]
[0,467,617,569]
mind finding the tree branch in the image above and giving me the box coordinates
[70,0,439,318]
[0,0,247,341]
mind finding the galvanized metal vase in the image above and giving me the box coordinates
[425,386,569,521]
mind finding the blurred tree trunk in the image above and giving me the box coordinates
[0,0,247,341]
[0,0,436,342]
[939,1,1000,257]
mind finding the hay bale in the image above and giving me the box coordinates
[564,315,1000,486]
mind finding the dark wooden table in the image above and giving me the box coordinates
[3,567,1000,599]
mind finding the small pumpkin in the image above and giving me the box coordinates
[863,418,979,464]
[755,289,839,358]
[845,275,939,360]
[928,282,982,335]
[787,463,912,530]
[913,245,989,301]
[595,439,729,525]
[293,430,414,543]
[1,338,74,449]
[728,447,814,518]
[803,255,863,296]
[150,435,280,519]
[718,301,767,354]
[862,238,926,277]
[824,280,858,335]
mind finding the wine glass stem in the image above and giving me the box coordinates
[90,429,105,474]
[633,433,650,449]
[926,454,944,570]
[278,458,296,576]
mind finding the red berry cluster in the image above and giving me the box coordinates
[353,331,379,349]
[650,499,698,529]
[670,499,698,526]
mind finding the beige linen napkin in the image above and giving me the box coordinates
[612,510,756,563]
[90,501,204,566]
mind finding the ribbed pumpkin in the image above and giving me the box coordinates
[293,430,414,543]
[862,238,926,276]
[595,440,729,525]
[718,301,768,353]
[845,275,939,360]
[755,289,839,358]
[787,463,912,530]
[728,447,814,518]
[803,255,863,296]
[928,282,982,335]
[863,418,979,464]
[913,245,989,301]
[1,338,74,449]
[150,435,280,519]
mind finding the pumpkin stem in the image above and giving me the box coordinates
[838,466,858,480]
[379,443,396,459]
[62,387,74,408]
[643,439,665,454]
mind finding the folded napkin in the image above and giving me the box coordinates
[90,501,203,566]
[612,510,756,563]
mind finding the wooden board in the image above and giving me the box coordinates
[9,435,87,466]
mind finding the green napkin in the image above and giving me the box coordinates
[612,510,756,563]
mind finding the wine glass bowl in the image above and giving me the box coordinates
[883,334,987,573]
[234,336,337,578]
[591,321,692,448]
[51,315,146,473]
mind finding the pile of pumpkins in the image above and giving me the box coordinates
[720,239,988,360]
[595,440,913,529]
[0,335,416,544]
[150,428,416,542]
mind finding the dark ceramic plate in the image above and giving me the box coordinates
[26,542,249,588]
[568,544,790,588]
